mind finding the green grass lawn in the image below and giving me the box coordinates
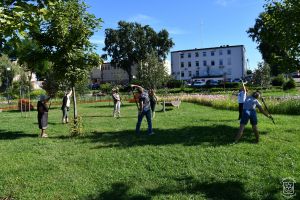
[0,102,299,199]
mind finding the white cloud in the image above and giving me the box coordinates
[127,14,159,25]
[168,28,187,35]
[90,39,104,45]
[215,0,236,7]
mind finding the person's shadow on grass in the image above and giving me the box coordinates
[0,129,37,140]
[85,177,252,200]
[85,125,266,148]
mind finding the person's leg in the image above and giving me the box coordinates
[145,110,153,135]
[152,103,156,119]
[235,124,245,142]
[136,111,145,134]
[250,111,259,142]
[62,108,67,123]
[238,103,243,120]
[65,107,69,123]
[117,101,121,117]
[113,103,117,117]
[252,125,259,143]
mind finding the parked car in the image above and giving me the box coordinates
[232,78,242,83]
[192,81,206,87]
[206,80,219,86]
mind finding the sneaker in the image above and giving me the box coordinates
[41,134,48,138]
[148,132,155,136]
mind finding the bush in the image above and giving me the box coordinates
[271,75,285,86]
[283,78,296,90]
[30,89,46,99]
[166,79,183,88]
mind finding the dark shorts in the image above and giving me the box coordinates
[240,109,257,125]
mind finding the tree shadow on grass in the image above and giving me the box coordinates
[0,129,37,140]
[87,125,264,148]
[85,177,251,200]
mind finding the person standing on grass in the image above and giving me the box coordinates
[61,90,72,123]
[37,95,50,138]
[237,81,247,120]
[149,88,158,119]
[112,87,121,118]
[235,91,271,143]
[131,84,154,135]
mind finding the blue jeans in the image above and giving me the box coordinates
[136,109,152,135]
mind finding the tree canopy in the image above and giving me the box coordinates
[247,0,300,75]
[102,21,174,83]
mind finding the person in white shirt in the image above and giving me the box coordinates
[237,81,247,120]
[61,90,72,123]
[112,88,121,118]
[235,91,271,143]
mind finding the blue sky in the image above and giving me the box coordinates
[85,0,265,70]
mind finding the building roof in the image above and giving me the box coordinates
[171,45,244,53]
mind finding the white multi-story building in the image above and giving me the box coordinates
[171,45,247,81]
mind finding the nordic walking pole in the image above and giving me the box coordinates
[261,96,275,124]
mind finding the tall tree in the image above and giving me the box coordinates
[36,0,102,120]
[247,0,300,75]
[0,0,53,53]
[252,61,271,88]
[136,52,169,89]
[0,54,18,92]
[102,21,174,83]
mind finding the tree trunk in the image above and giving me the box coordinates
[72,86,78,122]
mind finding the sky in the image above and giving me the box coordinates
[85,0,265,70]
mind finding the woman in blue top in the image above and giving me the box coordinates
[235,91,271,143]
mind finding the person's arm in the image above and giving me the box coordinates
[67,90,72,97]
[257,105,270,118]
[131,84,144,91]
[241,80,246,92]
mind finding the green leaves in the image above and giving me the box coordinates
[247,0,300,75]
[103,21,174,83]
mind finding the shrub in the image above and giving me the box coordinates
[30,89,46,99]
[283,78,296,90]
[166,79,183,88]
[69,116,84,137]
[271,74,285,86]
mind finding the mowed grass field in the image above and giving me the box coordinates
[0,101,299,200]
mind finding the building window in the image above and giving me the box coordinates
[203,60,207,66]
[181,72,184,77]
[211,51,215,56]
[188,62,191,67]
[227,49,231,55]
[180,53,184,58]
[196,70,199,76]
[219,50,223,55]
[203,52,206,57]
[227,58,231,65]
[227,68,232,75]
[211,60,215,66]
[196,61,199,66]
[188,53,191,58]
[188,71,192,77]
[195,52,199,57]
[219,59,223,65]
[181,62,184,67]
